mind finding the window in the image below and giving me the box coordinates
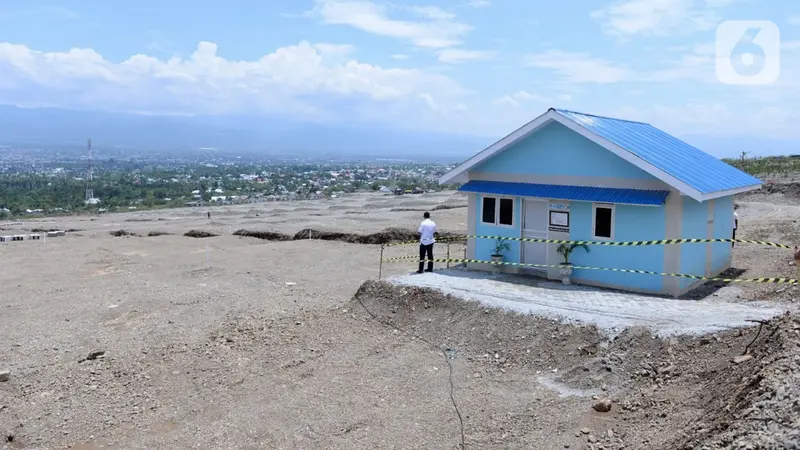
[481,196,514,226]
[482,197,496,224]
[499,198,513,226]
[593,203,614,239]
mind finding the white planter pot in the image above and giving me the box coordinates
[558,265,573,285]
[490,255,504,265]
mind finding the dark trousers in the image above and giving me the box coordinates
[418,243,434,273]
[732,228,736,247]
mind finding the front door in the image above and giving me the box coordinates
[522,199,548,272]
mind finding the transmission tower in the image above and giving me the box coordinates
[85,138,94,202]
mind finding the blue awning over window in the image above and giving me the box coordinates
[458,180,669,206]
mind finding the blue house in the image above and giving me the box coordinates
[438,108,763,297]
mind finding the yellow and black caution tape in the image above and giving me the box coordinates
[383,235,792,249]
[381,257,800,285]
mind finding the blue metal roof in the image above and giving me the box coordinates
[553,109,762,195]
[459,180,670,206]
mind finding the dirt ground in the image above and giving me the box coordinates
[0,190,798,449]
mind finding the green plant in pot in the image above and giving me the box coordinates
[490,237,511,266]
[556,242,590,285]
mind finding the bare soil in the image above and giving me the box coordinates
[0,190,798,449]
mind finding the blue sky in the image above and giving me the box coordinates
[0,0,798,154]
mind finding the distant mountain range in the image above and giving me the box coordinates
[0,104,794,161]
[0,105,491,161]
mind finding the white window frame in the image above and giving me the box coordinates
[592,203,615,240]
[480,195,515,228]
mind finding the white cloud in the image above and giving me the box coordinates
[407,6,456,21]
[309,43,355,57]
[645,39,800,94]
[492,90,547,107]
[308,0,472,49]
[525,51,630,83]
[591,0,730,37]
[436,48,495,63]
[0,40,465,117]
[468,0,491,7]
[512,91,545,102]
[645,42,716,82]
[492,96,519,108]
[607,103,800,139]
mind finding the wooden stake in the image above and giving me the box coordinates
[378,244,384,280]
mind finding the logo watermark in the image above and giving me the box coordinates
[715,20,780,85]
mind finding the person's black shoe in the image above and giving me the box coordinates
[424,268,433,272]
[416,270,424,274]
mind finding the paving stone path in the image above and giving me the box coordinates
[389,269,788,336]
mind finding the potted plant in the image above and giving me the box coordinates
[490,238,511,266]
[556,242,590,285]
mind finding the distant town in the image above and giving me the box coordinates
[0,147,460,218]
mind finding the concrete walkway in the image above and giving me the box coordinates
[388,268,787,337]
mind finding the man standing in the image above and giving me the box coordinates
[732,205,739,247]
[417,211,436,273]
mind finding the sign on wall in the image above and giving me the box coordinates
[549,211,569,227]
[550,203,570,210]
[549,210,570,233]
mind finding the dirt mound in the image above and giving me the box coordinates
[292,228,416,244]
[243,209,266,217]
[659,313,800,449]
[755,182,800,199]
[147,231,171,237]
[390,204,466,212]
[432,204,466,211]
[109,229,139,237]
[233,229,292,241]
[183,230,218,238]
[350,280,605,372]
[234,227,465,245]
[350,281,800,449]
[554,326,674,393]
[327,205,353,211]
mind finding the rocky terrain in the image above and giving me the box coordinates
[0,190,798,449]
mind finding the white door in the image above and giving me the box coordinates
[522,199,549,271]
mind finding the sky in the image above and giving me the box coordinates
[0,0,798,154]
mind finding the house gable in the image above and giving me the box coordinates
[440,108,763,201]
[471,121,660,183]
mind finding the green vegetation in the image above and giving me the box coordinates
[0,161,458,218]
[723,153,800,178]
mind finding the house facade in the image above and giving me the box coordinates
[439,108,763,297]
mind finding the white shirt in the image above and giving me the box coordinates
[419,218,436,245]
[733,211,738,229]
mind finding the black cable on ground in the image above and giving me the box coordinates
[355,295,467,449]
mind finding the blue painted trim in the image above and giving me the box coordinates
[459,180,669,206]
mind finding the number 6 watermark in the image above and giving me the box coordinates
[715,20,780,85]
